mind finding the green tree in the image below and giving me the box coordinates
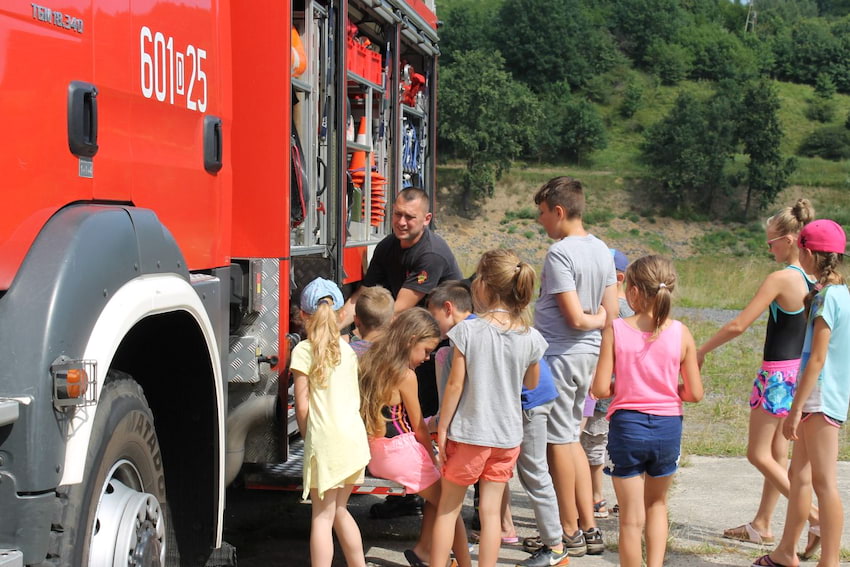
[606,0,687,63]
[679,23,759,81]
[438,49,541,214]
[798,125,850,159]
[738,80,797,215]
[436,0,499,66]
[619,82,643,118]
[529,83,607,164]
[560,99,608,163]
[497,0,622,90]
[640,91,737,212]
[644,40,693,85]
[772,19,842,86]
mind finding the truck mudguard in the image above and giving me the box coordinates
[0,204,224,563]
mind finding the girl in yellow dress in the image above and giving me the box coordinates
[291,277,371,567]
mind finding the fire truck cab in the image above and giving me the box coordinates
[0,0,439,565]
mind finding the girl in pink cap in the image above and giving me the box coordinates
[754,219,848,567]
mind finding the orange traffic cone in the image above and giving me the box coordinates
[348,118,369,184]
[292,27,307,77]
[355,117,368,146]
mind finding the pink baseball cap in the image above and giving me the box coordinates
[798,219,846,254]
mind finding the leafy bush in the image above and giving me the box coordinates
[531,84,607,163]
[798,126,850,160]
[814,72,837,99]
[691,225,764,256]
[584,208,614,225]
[619,83,643,118]
[805,97,837,123]
[644,40,692,85]
[679,23,758,81]
[504,207,538,221]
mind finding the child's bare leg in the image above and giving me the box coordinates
[418,482,472,567]
[331,485,366,567]
[747,410,787,536]
[451,512,473,567]
[309,487,339,567]
[501,484,517,539]
[804,418,841,567]
[573,442,596,530]
[644,473,675,567]
[430,479,467,567]
[613,475,645,567]
[590,463,606,509]
[748,410,819,529]
[478,480,507,567]
[548,442,578,535]
[412,497,436,561]
[769,434,811,567]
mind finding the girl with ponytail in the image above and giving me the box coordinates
[591,255,703,567]
[756,219,849,567]
[697,199,818,548]
[430,249,548,567]
[290,278,370,567]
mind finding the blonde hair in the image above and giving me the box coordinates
[473,249,536,328]
[804,251,847,315]
[303,300,341,389]
[355,286,395,336]
[624,255,677,338]
[359,308,440,437]
[766,198,814,236]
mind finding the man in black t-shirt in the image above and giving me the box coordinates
[341,187,462,518]
[341,187,462,328]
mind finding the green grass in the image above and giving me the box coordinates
[679,315,761,457]
[680,311,850,459]
[690,224,765,257]
[676,255,773,309]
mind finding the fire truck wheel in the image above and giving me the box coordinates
[43,372,172,567]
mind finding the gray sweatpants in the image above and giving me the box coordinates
[516,400,562,547]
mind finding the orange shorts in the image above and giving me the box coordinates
[441,440,520,486]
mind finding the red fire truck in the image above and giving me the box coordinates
[0,0,439,564]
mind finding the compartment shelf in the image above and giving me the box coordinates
[346,140,372,152]
[292,77,312,93]
[401,103,424,118]
[346,70,383,92]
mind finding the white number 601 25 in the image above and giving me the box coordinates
[140,26,208,112]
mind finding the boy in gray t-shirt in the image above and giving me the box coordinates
[532,176,618,556]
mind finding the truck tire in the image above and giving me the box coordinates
[42,372,171,567]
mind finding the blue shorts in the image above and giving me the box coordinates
[606,410,682,479]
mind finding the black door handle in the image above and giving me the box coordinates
[204,115,223,174]
[67,81,98,158]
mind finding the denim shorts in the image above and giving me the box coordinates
[606,410,682,479]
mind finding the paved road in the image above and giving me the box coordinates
[222,456,850,566]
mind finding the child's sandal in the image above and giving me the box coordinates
[593,499,609,518]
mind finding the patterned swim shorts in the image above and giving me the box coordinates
[749,359,800,417]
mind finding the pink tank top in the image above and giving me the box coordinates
[607,318,684,418]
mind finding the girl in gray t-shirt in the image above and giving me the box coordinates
[430,249,548,567]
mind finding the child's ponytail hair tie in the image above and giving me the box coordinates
[658,282,668,289]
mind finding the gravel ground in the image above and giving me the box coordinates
[223,455,850,566]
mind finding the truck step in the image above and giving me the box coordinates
[0,549,23,567]
[241,438,406,496]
